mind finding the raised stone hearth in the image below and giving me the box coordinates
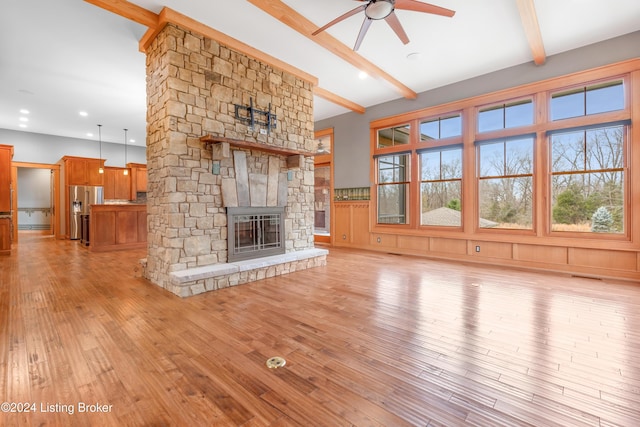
[144,23,326,297]
[166,248,328,297]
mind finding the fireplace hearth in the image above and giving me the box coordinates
[227,207,285,262]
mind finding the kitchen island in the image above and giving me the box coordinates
[89,204,146,252]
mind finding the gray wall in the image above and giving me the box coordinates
[316,31,640,189]
[0,128,146,166]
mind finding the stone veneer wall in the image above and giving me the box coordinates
[144,23,316,291]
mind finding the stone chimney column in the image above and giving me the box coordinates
[143,23,315,291]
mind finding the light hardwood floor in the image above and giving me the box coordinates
[1,235,640,426]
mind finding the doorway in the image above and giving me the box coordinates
[11,162,60,243]
[314,128,333,244]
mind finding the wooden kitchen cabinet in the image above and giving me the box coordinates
[104,167,131,200]
[334,201,370,247]
[0,144,13,213]
[0,217,11,254]
[62,156,105,186]
[136,168,147,192]
[127,163,147,194]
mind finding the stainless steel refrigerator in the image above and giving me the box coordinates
[69,185,103,240]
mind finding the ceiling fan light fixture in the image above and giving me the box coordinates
[365,0,394,20]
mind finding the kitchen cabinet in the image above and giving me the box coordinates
[104,167,131,200]
[334,201,370,248]
[127,163,147,194]
[136,167,147,192]
[0,217,11,254]
[126,163,147,202]
[62,156,105,186]
[0,145,13,213]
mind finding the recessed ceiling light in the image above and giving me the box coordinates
[358,71,368,80]
[79,111,88,117]
[406,52,422,61]
[20,109,30,114]
[87,133,94,137]
[19,117,28,122]
[19,124,27,128]
[129,139,136,143]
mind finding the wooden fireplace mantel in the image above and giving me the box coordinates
[200,135,316,159]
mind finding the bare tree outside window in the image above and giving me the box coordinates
[478,137,534,229]
[550,125,625,233]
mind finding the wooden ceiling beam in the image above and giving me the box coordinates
[247,0,417,100]
[314,87,365,114]
[84,0,159,28]
[516,0,546,65]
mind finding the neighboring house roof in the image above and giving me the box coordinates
[421,207,498,228]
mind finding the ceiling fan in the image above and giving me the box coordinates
[312,0,455,51]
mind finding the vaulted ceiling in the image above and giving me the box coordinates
[1,0,639,146]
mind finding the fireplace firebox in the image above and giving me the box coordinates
[227,207,285,262]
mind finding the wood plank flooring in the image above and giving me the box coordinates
[1,235,640,426]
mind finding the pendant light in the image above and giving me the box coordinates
[123,128,129,175]
[97,124,104,174]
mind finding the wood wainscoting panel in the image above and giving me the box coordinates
[333,201,370,247]
[370,233,397,249]
[470,241,513,259]
[429,237,466,255]
[351,202,370,246]
[333,203,351,246]
[514,244,568,265]
[569,247,637,271]
[397,235,429,252]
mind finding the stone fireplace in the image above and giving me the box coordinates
[143,23,327,297]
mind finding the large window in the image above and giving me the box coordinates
[550,123,627,233]
[370,64,633,245]
[419,146,462,226]
[377,154,410,224]
[477,136,534,229]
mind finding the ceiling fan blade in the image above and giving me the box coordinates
[394,0,456,18]
[312,4,366,36]
[353,18,373,51]
[385,12,409,44]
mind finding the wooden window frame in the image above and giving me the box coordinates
[369,58,640,251]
